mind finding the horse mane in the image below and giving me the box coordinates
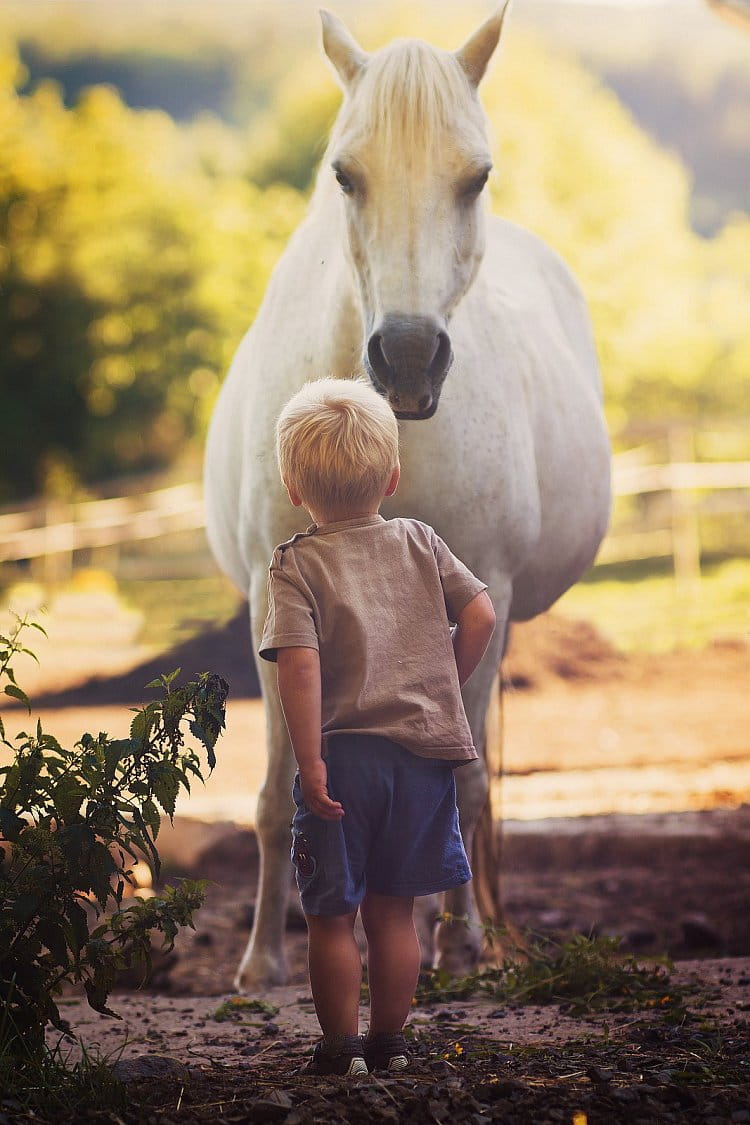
[323,39,486,168]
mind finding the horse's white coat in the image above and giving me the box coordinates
[204,7,611,988]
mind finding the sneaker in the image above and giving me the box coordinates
[302,1034,368,1077]
[364,1031,410,1073]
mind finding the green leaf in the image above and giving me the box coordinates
[84,977,121,1020]
[88,842,117,909]
[52,776,87,822]
[65,899,90,954]
[35,919,70,967]
[151,763,180,819]
[4,684,30,711]
[189,720,216,769]
[103,738,132,784]
[130,708,155,747]
[141,798,161,839]
[0,808,25,841]
[131,807,160,880]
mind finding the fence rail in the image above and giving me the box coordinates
[1,454,749,584]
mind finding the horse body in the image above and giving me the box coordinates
[204,8,610,988]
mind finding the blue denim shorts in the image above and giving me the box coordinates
[290,734,471,916]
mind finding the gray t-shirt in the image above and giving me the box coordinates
[259,515,487,764]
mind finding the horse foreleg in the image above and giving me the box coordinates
[433,755,488,974]
[234,668,296,990]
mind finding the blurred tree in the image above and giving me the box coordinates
[0,53,304,501]
[480,31,750,429]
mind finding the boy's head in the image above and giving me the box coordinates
[276,378,399,518]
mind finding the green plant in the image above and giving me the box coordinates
[212,997,279,1022]
[415,919,682,1016]
[0,1034,128,1118]
[0,615,228,1059]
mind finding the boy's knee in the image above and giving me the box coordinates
[361,892,414,933]
[306,909,357,933]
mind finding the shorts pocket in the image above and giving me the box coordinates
[291,827,317,880]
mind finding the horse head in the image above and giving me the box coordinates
[321,6,508,419]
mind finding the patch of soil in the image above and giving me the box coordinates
[48,959,750,1124]
[30,609,261,707]
[502,613,627,688]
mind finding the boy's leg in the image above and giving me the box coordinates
[306,909,361,1037]
[360,891,420,1034]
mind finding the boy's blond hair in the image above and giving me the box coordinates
[276,378,399,514]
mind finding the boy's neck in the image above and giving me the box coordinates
[308,504,383,528]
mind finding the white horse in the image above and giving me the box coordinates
[204,5,611,988]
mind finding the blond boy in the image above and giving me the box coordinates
[259,378,496,1076]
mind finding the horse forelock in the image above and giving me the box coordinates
[327,39,487,167]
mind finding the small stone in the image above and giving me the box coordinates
[112,1054,189,1084]
[586,1065,613,1086]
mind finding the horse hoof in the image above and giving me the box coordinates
[433,917,482,978]
[233,956,289,991]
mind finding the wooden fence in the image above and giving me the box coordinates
[1,446,749,586]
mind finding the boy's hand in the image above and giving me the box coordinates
[277,648,343,817]
[299,760,344,821]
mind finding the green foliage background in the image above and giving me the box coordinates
[1,1,748,502]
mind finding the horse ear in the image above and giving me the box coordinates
[454,2,510,88]
[320,9,369,89]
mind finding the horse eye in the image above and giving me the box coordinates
[462,170,490,200]
[335,169,354,194]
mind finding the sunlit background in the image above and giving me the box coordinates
[1,0,748,822]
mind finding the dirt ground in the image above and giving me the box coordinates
[48,956,750,1123]
[6,609,750,1120]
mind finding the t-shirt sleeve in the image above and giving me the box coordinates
[431,531,488,623]
[258,548,319,663]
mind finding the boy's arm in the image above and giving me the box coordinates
[452,590,496,686]
[276,646,344,820]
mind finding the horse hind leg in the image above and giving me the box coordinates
[234,657,296,990]
[433,753,488,976]
[434,618,508,977]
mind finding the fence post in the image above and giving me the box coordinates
[668,424,702,590]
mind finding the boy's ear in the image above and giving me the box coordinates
[385,465,400,497]
[284,481,303,507]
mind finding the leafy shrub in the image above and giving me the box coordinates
[0,616,228,1059]
[416,917,679,1015]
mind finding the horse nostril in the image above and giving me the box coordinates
[367,333,389,381]
[418,393,432,413]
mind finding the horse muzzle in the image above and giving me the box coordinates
[365,314,453,420]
